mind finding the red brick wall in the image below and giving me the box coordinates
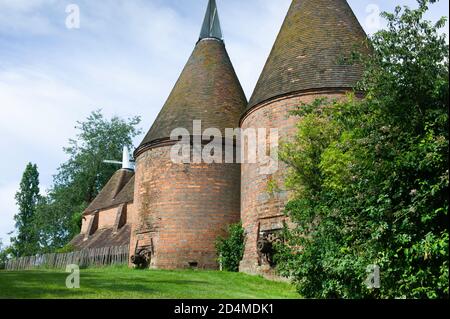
[130,145,241,269]
[97,207,119,230]
[126,203,136,225]
[239,90,350,275]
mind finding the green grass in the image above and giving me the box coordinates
[0,266,299,299]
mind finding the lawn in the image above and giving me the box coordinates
[0,266,299,299]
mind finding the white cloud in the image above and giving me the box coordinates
[0,0,56,12]
[0,68,93,152]
[0,0,60,36]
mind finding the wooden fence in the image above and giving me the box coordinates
[4,245,129,271]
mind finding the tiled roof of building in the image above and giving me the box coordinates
[247,0,369,112]
[136,1,247,153]
[70,225,131,250]
[112,176,135,206]
[84,169,134,214]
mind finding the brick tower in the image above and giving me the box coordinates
[239,0,368,275]
[130,0,247,269]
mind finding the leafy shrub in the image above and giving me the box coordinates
[216,223,245,272]
[276,0,449,298]
[0,243,11,270]
[55,244,75,254]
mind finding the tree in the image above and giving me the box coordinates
[10,163,41,257]
[275,0,448,298]
[0,239,5,269]
[0,239,12,269]
[34,110,142,252]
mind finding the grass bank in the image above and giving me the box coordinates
[0,266,299,299]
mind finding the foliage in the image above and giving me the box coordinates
[33,110,142,253]
[54,109,141,204]
[0,239,7,269]
[33,193,87,252]
[216,223,245,272]
[0,239,15,270]
[275,0,448,299]
[54,244,75,254]
[9,163,41,257]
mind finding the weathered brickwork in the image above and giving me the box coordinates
[97,207,119,230]
[130,145,241,269]
[239,90,351,276]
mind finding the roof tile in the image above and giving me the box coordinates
[247,0,369,111]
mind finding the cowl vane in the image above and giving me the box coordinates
[199,0,222,40]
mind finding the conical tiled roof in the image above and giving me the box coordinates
[136,1,247,154]
[246,0,368,112]
[84,169,134,214]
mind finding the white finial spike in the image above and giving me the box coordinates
[103,146,134,170]
[122,146,132,170]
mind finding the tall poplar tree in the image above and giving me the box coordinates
[10,163,41,257]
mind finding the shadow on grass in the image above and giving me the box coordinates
[0,271,90,299]
[0,270,211,299]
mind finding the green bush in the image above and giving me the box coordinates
[0,244,11,270]
[71,211,83,234]
[276,1,448,298]
[216,223,245,272]
[55,244,75,254]
[0,255,6,270]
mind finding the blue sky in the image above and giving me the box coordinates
[0,0,448,246]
